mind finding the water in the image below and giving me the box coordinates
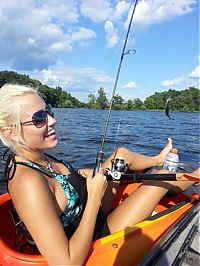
[0,109,199,192]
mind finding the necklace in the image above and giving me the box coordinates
[45,156,54,172]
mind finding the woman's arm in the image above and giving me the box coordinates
[9,168,107,265]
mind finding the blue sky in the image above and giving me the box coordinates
[0,0,199,102]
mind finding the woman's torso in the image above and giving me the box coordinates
[7,154,87,228]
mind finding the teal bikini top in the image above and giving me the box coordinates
[7,154,87,228]
[54,169,82,226]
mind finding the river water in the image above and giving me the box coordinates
[0,109,199,192]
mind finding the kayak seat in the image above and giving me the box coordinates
[9,207,38,252]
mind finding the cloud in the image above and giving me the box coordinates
[81,0,197,49]
[0,0,95,70]
[0,0,197,71]
[41,0,79,23]
[29,65,113,101]
[123,81,137,88]
[71,27,96,41]
[104,21,119,48]
[80,0,113,23]
[115,1,131,19]
[81,0,197,27]
[125,0,197,29]
[189,65,199,79]
[162,77,183,87]
[162,65,200,88]
[80,0,130,23]
[80,0,130,47]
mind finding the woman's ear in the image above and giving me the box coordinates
[1,127,12,139]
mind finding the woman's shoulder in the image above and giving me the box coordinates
[8,163,50,199]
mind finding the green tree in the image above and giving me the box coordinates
[144,92,164,110]
[112,94,125,109]
[0,70,84,108]
[126,99,135,110]
[95,87,108,109]
[133,98,144,109]
[87,93,96,109]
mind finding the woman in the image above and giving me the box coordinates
[0,84,196,265]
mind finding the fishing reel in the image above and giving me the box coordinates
[104,157,128,180]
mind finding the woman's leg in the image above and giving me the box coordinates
[106,170,198,233]
[101,138,172,213]
[101,138,172,172]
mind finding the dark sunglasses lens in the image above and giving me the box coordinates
[32,110,47,128]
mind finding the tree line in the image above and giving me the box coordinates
[0,70,199,112]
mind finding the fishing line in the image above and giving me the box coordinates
[93,0,139,176]
[113,115,122,151]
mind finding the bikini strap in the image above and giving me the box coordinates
[45,153,81,179]
[6,152,77,181]
[14,161,57,179]
[45,153,73,171]
[5,153,17,181]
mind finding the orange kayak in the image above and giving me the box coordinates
[0,182,199,266]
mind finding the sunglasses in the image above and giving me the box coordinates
[21,104,54,128]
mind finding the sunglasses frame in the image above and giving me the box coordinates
[21,104,54,128]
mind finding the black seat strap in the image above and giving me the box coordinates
[9,207,36,251]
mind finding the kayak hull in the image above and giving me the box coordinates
[0,184,199,266]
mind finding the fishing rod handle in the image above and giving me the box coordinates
[106,173,177,182]
[92,151,104,177]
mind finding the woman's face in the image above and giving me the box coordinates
[17,93,57,153]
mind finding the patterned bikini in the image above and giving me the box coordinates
[7,154,109,240]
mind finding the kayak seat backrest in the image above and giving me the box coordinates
[9,207,38,253]
[0,198,16,248]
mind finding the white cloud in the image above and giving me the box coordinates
[29,65,113,101]
[0,0,197,71]
[162,66,200,88]
[51,0,197,28]
[71,27,96,41]
[0,0,95,70]
[104,21,119,48]
[189,65,199,79]
[41,0,79,23]
[162,77,183,87]
[125,0,197,28]
[123,81,137,88]
[80,0,130,23]
[81,0,197,48]
[115,1,131,19]
[80,0,113,23]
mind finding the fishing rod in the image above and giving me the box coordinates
[93,0,139,176]
[105,171,200,183]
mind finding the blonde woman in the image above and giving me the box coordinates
[0,84,196,265]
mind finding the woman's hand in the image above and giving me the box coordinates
[86,170,107,204]
[78,168,93,178]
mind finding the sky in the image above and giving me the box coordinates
[0,0,199,102]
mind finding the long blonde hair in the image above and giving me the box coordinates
[0,84,38,156]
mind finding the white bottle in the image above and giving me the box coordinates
[163,148,179,172]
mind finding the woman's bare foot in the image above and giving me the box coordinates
[157,138,173,166]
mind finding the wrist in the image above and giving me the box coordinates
[87,195,102,208]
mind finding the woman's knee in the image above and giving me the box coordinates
[114,147,130,158]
